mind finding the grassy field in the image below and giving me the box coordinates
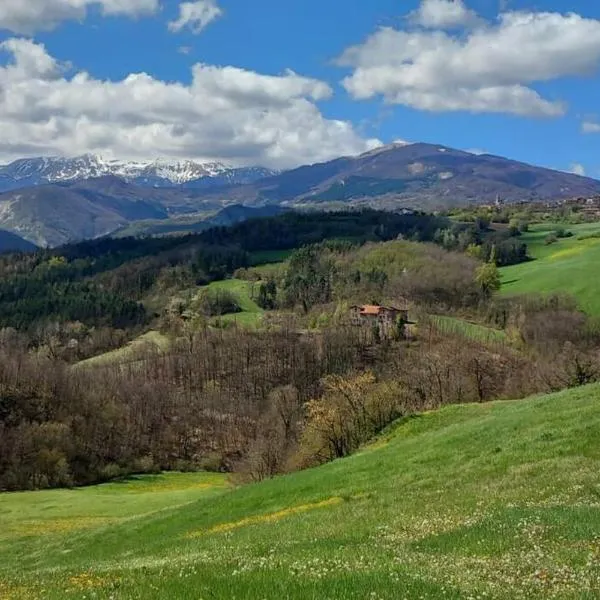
[199,278,266,327]
[429,315,508,344]
[500,222,600,314]
[2,384,600,599]
[74,331,171,369]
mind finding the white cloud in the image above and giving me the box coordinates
[0,0,158,34]
[0,38,379,169]
[570,163,586,176]
[168,0,222,34]
[409,0,481,29]
[339,10,600,117]
[582,121,600,133]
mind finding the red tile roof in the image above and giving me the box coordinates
[360,305,383,316]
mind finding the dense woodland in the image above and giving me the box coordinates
[0,211,448,333]
[0,210,526,332]
[1,208,579,492]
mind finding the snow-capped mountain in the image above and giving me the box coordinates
[0,155,278,192]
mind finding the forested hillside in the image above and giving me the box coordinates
[1,207,598,491]
[0,211,447,333]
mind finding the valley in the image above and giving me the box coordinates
[3,0,600,597]
[1,157,600,600]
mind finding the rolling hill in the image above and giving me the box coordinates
[500,222,600,315]
[196,143,600,209]
[1,384,599,599]
[111,204,290,238]
[0,178,166,247]
[0,177,225,247]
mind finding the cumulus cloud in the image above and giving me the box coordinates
[0,38,379,168]
[0,0,158,34]
[168,0,222,34]
[570,163,586,176]
[582,121,600,134]
[409,0,481,29]
[339,9,600,117]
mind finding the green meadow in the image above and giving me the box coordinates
[74,331,171,369]
[2,384,600,599]
[199,278,266,327]
[500,222,600,315]
[429,315,509,345]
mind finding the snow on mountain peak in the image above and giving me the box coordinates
[0,155,277,190]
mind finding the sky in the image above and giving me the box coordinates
[0,0,599,175]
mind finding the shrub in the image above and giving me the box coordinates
[99,463,124,481]
[196,289,241,316]
[552,227,573,239]
[256,279,277,310]
[297,373,403,466]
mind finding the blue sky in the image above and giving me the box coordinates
[0,0,599,174]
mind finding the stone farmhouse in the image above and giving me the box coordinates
[350,304,409,337]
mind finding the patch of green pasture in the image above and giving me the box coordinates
[429,315,508,344]
[250,260,286,279]
[198,278,266,328]
[213,310,265,327]
[500,221,600,315]
[202,279,264,313]
[73,331,170,369]
[2,385,600,598]
[0,472,228,542]
[520,222,600,258]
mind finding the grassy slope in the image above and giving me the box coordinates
[500,222,600,314]
[74,331,170,369]
[200,278,266,327]
[77,267,285,367]
[2,385,600,599]
[430,315,508,344]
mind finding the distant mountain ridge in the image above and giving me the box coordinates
[113,204,290,238]
[0,155,277,192]
[2,143,600,247]
[0,229,37,254]
[0,176,220,247]
[194,143,600,209]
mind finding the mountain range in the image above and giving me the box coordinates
[194,142,600,208]
[0,155,277,192]
[1,143,599,247]
[0,177,227,247]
